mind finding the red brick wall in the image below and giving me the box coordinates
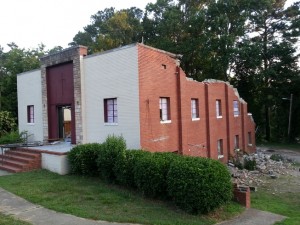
[138,44,256,159]
[138,45,180,152]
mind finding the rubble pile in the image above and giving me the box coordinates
[228,149,297,189]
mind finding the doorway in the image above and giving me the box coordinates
[58,106,72,142]
[47,62,76,144]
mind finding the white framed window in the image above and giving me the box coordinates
[217,139,224,159]
[234,135,239,149]
[248,132,252,146]
[233,100,239,117]
[104,98,118,124]
[160,97,171,123]
[216,99,222,118]
[191,98,199,120]
[27,105,34,123]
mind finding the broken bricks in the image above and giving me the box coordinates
[228,149,296,191]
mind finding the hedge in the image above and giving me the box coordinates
[167,156,232,214]
[133,152,180,199]
[68,143,103,175]
[68,135,233,215]
[96,135,126,182]
[114,149,148,188]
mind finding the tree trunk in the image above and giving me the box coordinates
[265,105,270,141]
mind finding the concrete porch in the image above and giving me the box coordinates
[0,142,74,175]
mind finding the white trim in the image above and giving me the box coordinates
[104,123,118,126]
[234,115,239,117]
[218,155,224,159]
[27,123,35,126]
[217,116,223,119]
[192,118,200,121]
[160,120,171,124]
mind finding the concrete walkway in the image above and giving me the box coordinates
[0,170,286,225]
[216,208,286,225]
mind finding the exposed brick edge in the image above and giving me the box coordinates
[233,184,251,208]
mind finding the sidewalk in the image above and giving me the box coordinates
[216,208,286,225]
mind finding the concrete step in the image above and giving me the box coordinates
[5,150,40,159]
[0,158,27,169]
[0,154,32,164]
[0,163,22,173]
[0,149,41,173]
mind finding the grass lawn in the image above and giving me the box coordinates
[0,213,31,225]
[252,190,300,225]
[0,170,243,225]
[257,142,300,153]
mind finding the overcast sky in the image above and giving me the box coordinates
[0,0,297,52]
[0,0,155,51]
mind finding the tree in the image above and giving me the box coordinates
[231,0,300,141]
[0,43,45,117]
[143,0,250,81]
[70,7,143,53]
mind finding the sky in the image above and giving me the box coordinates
[0,0,155,51]
[0,0,297,52]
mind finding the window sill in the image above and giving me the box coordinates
[218,155,224,159]
[217,116,223,119]
[192,118,200,121]
[234,115,239,117]
[27,123,35,125]
[104,123,118,126]
[160,120,171,124]
[248,144,253,147]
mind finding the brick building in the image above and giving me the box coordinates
[17,43,255,162]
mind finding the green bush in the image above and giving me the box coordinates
[114,149,148,188]
[97,135,126,182]
[0,111,17,137]
[68,143,103,175]
[134,152,179,199]
[270,154,284,162]
[167,156,232,214]
[244,157,257,171]
[0,130,25,144]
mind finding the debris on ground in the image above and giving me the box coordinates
[228,148,299,192]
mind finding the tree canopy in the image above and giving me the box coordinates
[1,0,299,142]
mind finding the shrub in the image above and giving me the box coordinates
[0,130,25,144]
[244,157,256,171]
[167,156,232,214]
[134,152,180,199]
[0,111,17,137]
[270,154,284,162]
[68,143,103,175]
[97,135,126,182]
[114,149,147,188]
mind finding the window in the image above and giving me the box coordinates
[216,99,222,118]
[217,139,224,158]
[248,132,252,146]
[233,100,239,116]
[27,105,34,123]
[159,97,171,122]
[191,98,199,120]
[104,98,118,124]
[234,135,239,149]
